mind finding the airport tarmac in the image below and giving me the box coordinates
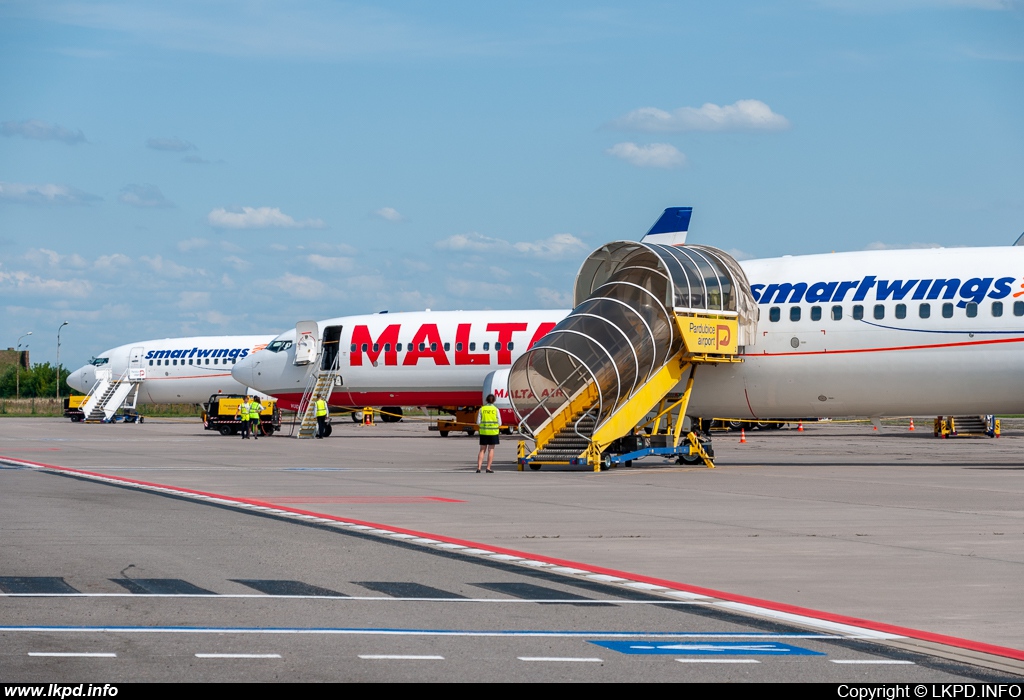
[1,416,1022,682]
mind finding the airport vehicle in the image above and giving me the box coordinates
[66,335,277,415]
[63,395,143,423]
[201,394,281,436]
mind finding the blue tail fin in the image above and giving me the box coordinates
[641,207,692,246]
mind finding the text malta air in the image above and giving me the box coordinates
[232,207,1024,425]
[67,335,276,403]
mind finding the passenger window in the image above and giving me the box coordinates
[418,343,425,351]
[189,359,193,365]
[205,359,210,365]
[443,342,450,351]
[769,307,780,322]
[483,342,490,351]
[495,342,503,351]
[373,343,379,352]
[350,344,357,352]
[790,307,801,322]
[456,343,463,352]
[810,306,821,322]
[149,360,153,366]
[397,343,403,352]
[992,301,1003,317]
[831,305,842,321]
[873,304,884,320]
[156,360,161,366]
[1015,301,1024,316]
[430,343,437,352]
[231,358,236,364]
[942,303,954,318]
[470,342,476,351]
[895,304,906,319]
[919,303,930,319]
[361,344,368,352]
[965,302,978,318]
[384,343,391,352]
[852,305,864,320]
[214,359,218,365]
[508,341,514,351]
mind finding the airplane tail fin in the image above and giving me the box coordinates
[641,207,692,246]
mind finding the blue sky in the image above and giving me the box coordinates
[1,0,1021,366]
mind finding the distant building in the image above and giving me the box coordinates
[0,348,30,372]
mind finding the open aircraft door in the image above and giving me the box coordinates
[293,320,320,366]
[129,346,146,381]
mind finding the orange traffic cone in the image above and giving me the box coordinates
[909,418,915,431]
[797,421,804,432]
[739,428,747,444]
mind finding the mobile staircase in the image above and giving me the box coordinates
[78,367,144,422]
[291,324,344,438]
[934,415,999,438]
[512,240,757,471]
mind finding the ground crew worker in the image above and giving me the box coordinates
[315,398,329,438]
[235,396,252,439]
[476,394,500,473]
[249,396,263,439]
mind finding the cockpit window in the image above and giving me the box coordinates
[266,340,294,353]
[89,357,109,366]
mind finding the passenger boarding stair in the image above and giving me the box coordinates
[78,368,142,422]
[292,323,344,439]
[511,241,757,471]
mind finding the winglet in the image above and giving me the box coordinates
[641,207,692,246]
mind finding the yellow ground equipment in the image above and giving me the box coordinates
[512,241,757,471]
[203,394,281,436]
[934,415,999,439]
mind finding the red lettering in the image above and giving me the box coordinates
[402,324,450,366]
[454,324,489,365]
[350,324,401,366]
[528,322,557,349]
[486,322,528,365]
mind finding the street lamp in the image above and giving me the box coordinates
[56,322,68,402]
[16,331,31,400]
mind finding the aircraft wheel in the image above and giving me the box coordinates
[754,421,770,430]
[351,411,362,423]
[726,420,743,430]
[381,407,402,423]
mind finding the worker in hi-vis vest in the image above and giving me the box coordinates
[315,398,329,439]
[249,396,263,440]
[476,393,500,473]
[236,396,252,440]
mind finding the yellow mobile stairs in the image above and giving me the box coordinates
[512,241,757,471]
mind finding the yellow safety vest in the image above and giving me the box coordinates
[478,404,500,436]
[238,401,251,420]
[250,402,262,418]
[315,399,327,417]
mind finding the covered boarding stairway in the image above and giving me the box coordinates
[510,241,757,471]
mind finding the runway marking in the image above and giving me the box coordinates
[253,496,465,504]
[195,653,281,659]
[831,659,916,665]
[6,455,1024,663]
[112,578,214,595]
[518,657,603,662]
[359,655,444,660]
[0,593,701,604]
[676,659,760,664]
[0,577,79,594]
[0,626,844,639]
[27,652,116,658]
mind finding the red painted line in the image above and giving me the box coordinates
[249,496,466,504]
[752,335,1024,358]
[3,454,1022,663]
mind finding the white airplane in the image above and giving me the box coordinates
[232,207,1024,425]
[67,335,276,404]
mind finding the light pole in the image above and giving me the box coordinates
[16,331,31,400]
[56,322,68,402]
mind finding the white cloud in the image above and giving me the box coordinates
[1,119,86,145]
[147,136,195,152]
[222,255,251,271]
[177,238,209,253]
[94,253,132,270]
[534,287,573,308]
[183,154,210,164]
[176,291,210,309]
[119,183,174,208]
[23,249,89,269]
[267,273,329,300]
[0,182,100,205]
[436,231,588,259]
[610,100,791,133]
[306,254,354,272]
[374,206,404,222]
[444,278,514,299]
[0,270,93,296]
[606,142,687,169]
[208,206,325,229]
[140,255,202,278]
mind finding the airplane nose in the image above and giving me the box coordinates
[231,355,256,388]
[67,367,88,393]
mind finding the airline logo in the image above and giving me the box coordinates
[751,275,1017,309]
[145,346,253,360]
[349,321,558,367]
[678,318,738,354]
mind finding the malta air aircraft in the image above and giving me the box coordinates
[231,207,1024,428]
[67,335,276,404]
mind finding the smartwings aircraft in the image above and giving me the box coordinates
[67,335,276,403]
[233,208,1024,422]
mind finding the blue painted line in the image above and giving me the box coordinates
[591,640,826,656]
[0,625,840,639]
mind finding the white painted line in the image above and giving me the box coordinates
[434,543,465,550]
[488,554,523,561]
[831,659,915,665]
[585,574,628,583]
[676,658,760,664]
[459,548,491,555]
[518,657,603,663]
[712,602,905,640]
[195,653,282,659]
[548,566,587,575]
[623,582,669,591]
[661,590,712,601]
[28,652,116,658]
[358,655,444,660]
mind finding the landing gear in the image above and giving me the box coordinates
[350,410,362,423]
[380,406,403,423]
